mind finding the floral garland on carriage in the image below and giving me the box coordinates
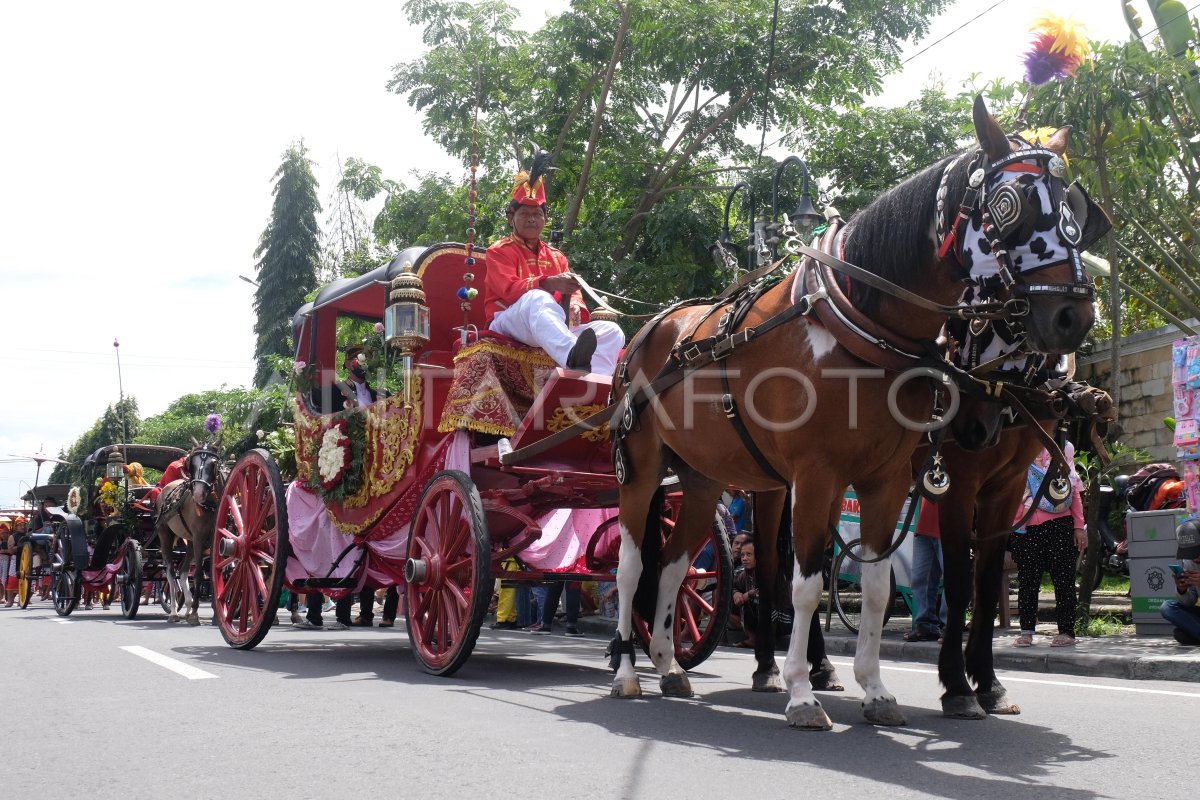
[308,411,368,503]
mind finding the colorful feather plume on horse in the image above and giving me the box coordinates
[1023,12,1090,85]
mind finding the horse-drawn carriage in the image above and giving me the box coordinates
[214,242,732,674]
[12,483,72,609]
[43,444,191,618]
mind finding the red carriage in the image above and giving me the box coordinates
[214,243,732,675]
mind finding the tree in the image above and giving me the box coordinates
[385,0,950,303]
[137,386,291,452]
[47,398,141,485]
[252,142,322,387]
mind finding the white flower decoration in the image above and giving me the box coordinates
[293,360,307,375]
[316,427,348,484]
[66,486,81,515]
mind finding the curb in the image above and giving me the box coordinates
[820,632,1200,684]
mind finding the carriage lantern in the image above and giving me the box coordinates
[385,261,431,407]
[105,447,126,481]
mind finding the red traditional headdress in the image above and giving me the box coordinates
[510,145,551,207]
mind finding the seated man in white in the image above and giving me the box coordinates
[483,148,623,375]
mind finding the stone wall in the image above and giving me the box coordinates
[1076,323,1187,462]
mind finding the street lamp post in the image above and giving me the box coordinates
[113,338,128,445]
[770,155,823,257]
[711,181,757,274]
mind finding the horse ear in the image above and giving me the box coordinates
[1043,126,1071,155]
[972,95,1010,162]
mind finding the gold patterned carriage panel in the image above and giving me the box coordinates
[437,338,557,437]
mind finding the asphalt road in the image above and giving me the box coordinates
[3,603,1195,799]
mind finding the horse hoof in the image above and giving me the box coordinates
[786,703,833,731]
[862,698,906,726]
[941,694,987,720]
[186,616,200,626]
[978,691,1021,715]
[809,667,845,692]
[660,672,693,698]
[610,677,642,699]
[752,668,786,693]
[168,615,181,623]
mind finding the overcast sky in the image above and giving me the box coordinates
[0,0,1143,506]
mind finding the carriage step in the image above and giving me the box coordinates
[292,577,359,590]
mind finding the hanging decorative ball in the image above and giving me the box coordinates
[457,287,470,300]
[466,288,478,300]
[464,271,475,281]
[1048,155,1066,177]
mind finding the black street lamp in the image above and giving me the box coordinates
[770,155,823,256]
[711,181,756,273]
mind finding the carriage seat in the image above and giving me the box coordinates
[438,334,559,437]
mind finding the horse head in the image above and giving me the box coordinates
[953,97,1105,355]
[186,444,222,510]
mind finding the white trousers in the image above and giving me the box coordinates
[489,290,624,376]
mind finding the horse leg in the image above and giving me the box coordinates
[807,495,844,692]
[650,467,723,697]
[183,532,200,626]
[159,526,182,623]
[968,499,1022,714]
[781,483,837,730]
[750,489,787,692]
[936,483,987,719]
[610,445,667,699]
[850,479,909,726]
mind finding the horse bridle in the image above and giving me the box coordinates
[935,140,1107,310]
[187,447,222,513]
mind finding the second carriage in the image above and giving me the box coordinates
[43,444,191,617]
[215,242,733,674]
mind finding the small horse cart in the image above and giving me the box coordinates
[214,243,732,675]
[13,483,72,609]
[47,444,190,618]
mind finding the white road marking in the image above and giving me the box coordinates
[120,646,218,680]
[51,619,73,624]
[825,657,1200,699]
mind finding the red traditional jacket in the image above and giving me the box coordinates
[484,235,587,326]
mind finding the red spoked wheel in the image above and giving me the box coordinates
[213,449,289,649]
[404,470,490,677]
[633,509,733,671]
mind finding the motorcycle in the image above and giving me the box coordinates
[1078,476,1130,591]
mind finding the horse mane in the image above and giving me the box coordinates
[840,150,970,317]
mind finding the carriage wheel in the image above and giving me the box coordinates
[213,449,289,649]
[52,529,80,617]
[52,533,81,617]
[404,470,491,677]
[120,542,143,619]
[632,514,733,670]
[830,538,896,634]
[17,542,34,609]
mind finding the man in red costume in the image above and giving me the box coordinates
[484,148,623,375]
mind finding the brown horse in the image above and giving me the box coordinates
[608,98,1098,729]
[932,379,1114,718]
[155,444,223,624]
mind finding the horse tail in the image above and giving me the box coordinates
[632,486,665,626]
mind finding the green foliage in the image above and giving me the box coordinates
[804,87,975,215]
[253,142,322,387]
[135,386,291,460]
[262,426,298,483]
[378,0,950,304]
[48,398,141,486]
